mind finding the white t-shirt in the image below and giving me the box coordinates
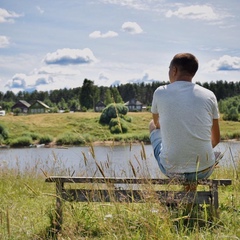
[151,81,219,173]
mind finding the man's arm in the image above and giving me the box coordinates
[152,113,160,129]
[211,119,220,148]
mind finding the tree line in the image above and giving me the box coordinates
[0,79,240,113]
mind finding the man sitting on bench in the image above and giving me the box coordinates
[150,53,222,183]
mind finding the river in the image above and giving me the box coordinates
[0,141,239,178]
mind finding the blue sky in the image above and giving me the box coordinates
[0,0,239,93]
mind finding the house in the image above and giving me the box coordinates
[28,100,50,114]
[95,101,106,112]
[124,99,143,112]
[0,110,5,116]
[11,100,31,114]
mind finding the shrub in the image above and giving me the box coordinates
[223,106,239,121]
[39,134,53,144]
[99,103,128,124]
[23,132,40,140]
[121,115,132,123]
[10,136,32,147]
[109,118,128,134]
[56,132,93,145]
[13,108,22,116]
[0,124,9,140]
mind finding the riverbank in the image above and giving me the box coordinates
[0,112,240,148]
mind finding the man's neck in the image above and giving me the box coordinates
[174,74,192,82]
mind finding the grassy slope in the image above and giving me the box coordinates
[0,112,240,144]
[0,112,152,144]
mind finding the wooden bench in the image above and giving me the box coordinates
[45,177,232,232]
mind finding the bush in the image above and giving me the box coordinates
[10,136,32,147]
[223,106,239,121]
[99,103,128,124]
[23,132,40,140]
[121,115,132,123]
[56,132,93,145]
[109,118,128,134]
[0,124,9,140]
[13,107,22,116]
[39,134,53,144]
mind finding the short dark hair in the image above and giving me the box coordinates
[170,53,198,76]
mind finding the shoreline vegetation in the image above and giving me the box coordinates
[0,112,240,148]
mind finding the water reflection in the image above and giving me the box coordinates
[0,141,239,178]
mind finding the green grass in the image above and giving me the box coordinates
[1,112,240,147]
[0,112,152,146]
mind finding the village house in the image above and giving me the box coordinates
[95,100,106,112]
[11,100,31,114]
[124,99,143,112]
[28,100,50,114]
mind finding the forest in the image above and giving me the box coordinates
[0,79,240,120]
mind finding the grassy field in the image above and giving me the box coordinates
[0,112,240,147]
[0,112,240,239]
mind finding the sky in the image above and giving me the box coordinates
[0,0,240,93]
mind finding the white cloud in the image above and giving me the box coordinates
[0,36,10,48]
[5,72,54,91]
[8,74,26,89]
[36,6,44,14]
[166,5,220,21]
[122,21,143,34]
[43,48,98,65]
[101,0,148,10]
[0,8,22,23]
[37,66,81,76]
[89,30,118,38]
[128,72,158,84]
[205,55,240,72]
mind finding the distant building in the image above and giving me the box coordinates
[28,100,50,114]
[0,110,5,116]
[124,99,143,112]
[11,100,31,114]
[95,101,106,112]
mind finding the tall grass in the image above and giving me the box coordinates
[0,144,239,239]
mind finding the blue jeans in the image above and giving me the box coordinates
[150,129,215,181]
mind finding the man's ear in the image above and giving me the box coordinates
[172,66,177,76]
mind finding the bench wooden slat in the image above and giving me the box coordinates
[45,177,232,186]
[62,189,212,204]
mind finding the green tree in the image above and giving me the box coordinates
[104,89,113,105]
[58,98,68,110]
[80,79,99,110]
[68,99,80,111]
[111,88,123,103]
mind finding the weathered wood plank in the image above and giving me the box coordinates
[45,177,232,186]
[61,189,212,204]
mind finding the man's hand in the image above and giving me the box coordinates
[152,113,160,129]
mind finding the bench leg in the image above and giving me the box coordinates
[55,181,64,232]
[210,183,219,219]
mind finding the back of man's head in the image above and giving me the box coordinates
[171,53,198,77]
